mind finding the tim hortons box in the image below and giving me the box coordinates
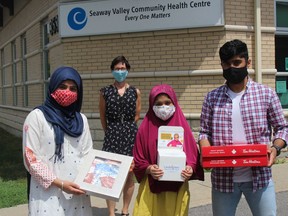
[157,148,186,182]
[201,144,268,168]
[202,156,268,168]
[201,144,268,158]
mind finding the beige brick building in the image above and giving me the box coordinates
[0,0,287,149]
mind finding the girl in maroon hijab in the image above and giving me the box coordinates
[133,84,204,216]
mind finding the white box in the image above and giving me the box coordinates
[157,148,186,182]
[74,149,133,201]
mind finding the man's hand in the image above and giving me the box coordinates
[198,139,211,166]
[267,147,277,167]
[268,138,286,167]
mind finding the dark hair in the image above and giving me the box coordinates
[110,56,131,70]
[219,39,249,63]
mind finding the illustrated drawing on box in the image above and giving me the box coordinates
[83,157,121,189]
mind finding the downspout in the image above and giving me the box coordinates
[254,0,262,83]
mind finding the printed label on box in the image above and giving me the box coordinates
[158,126,184,149]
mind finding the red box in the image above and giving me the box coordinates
[201,144,268,168]
[201,144,267,157]
[202,156,268,168]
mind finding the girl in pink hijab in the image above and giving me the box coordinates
[133,84,204,216]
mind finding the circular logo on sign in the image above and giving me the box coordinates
[67,7,87,30]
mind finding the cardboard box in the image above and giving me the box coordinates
[201,144,267,157]
[74,149,133,201]
[201,144,268,168]
[202,156,268,168]
[157,148,186,182]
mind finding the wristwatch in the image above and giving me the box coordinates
[272,145,282,156]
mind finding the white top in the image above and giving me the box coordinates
[23,109,93,216]
[227,89,252,183]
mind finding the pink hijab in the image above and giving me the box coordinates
[133,84,204,193]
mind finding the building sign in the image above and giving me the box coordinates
[59,0,224,37]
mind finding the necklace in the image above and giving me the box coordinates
[114,82,128,96]
[114,81,126,89]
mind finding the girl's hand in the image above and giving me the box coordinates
[181,165,193,181]
[147,164,164,180]
[129,160,135,172]
[53,179,86,195]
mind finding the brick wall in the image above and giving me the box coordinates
[0,0,281,149]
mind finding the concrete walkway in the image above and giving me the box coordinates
[0,162,287,216]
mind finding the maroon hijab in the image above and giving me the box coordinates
[133,84,204,193]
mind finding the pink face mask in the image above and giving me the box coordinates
[51,89,78,107]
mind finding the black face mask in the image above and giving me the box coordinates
[223,67,248,84]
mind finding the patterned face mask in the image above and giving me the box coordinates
[153,105,175,121]
[51,89,78,107]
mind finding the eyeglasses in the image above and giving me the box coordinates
[114,67,127,71]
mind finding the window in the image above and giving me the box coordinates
[11,41,17,106]
[276,76,288,108]
[1,49,6,105]
[276,1,288,33]
[21,34,28,107]
[275,1,288,108]
[42,20,50,98]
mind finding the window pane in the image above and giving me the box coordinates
[276,2,288,28]
[21,34,28,106]
[42,20,50,100]
[276,77,288,108]
[275,35,288,72]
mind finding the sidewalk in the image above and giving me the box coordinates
[1,162,287,216]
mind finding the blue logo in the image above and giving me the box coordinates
[67,7,87,30]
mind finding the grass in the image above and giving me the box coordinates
[275,157,287,164]
[0,127,27,208]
